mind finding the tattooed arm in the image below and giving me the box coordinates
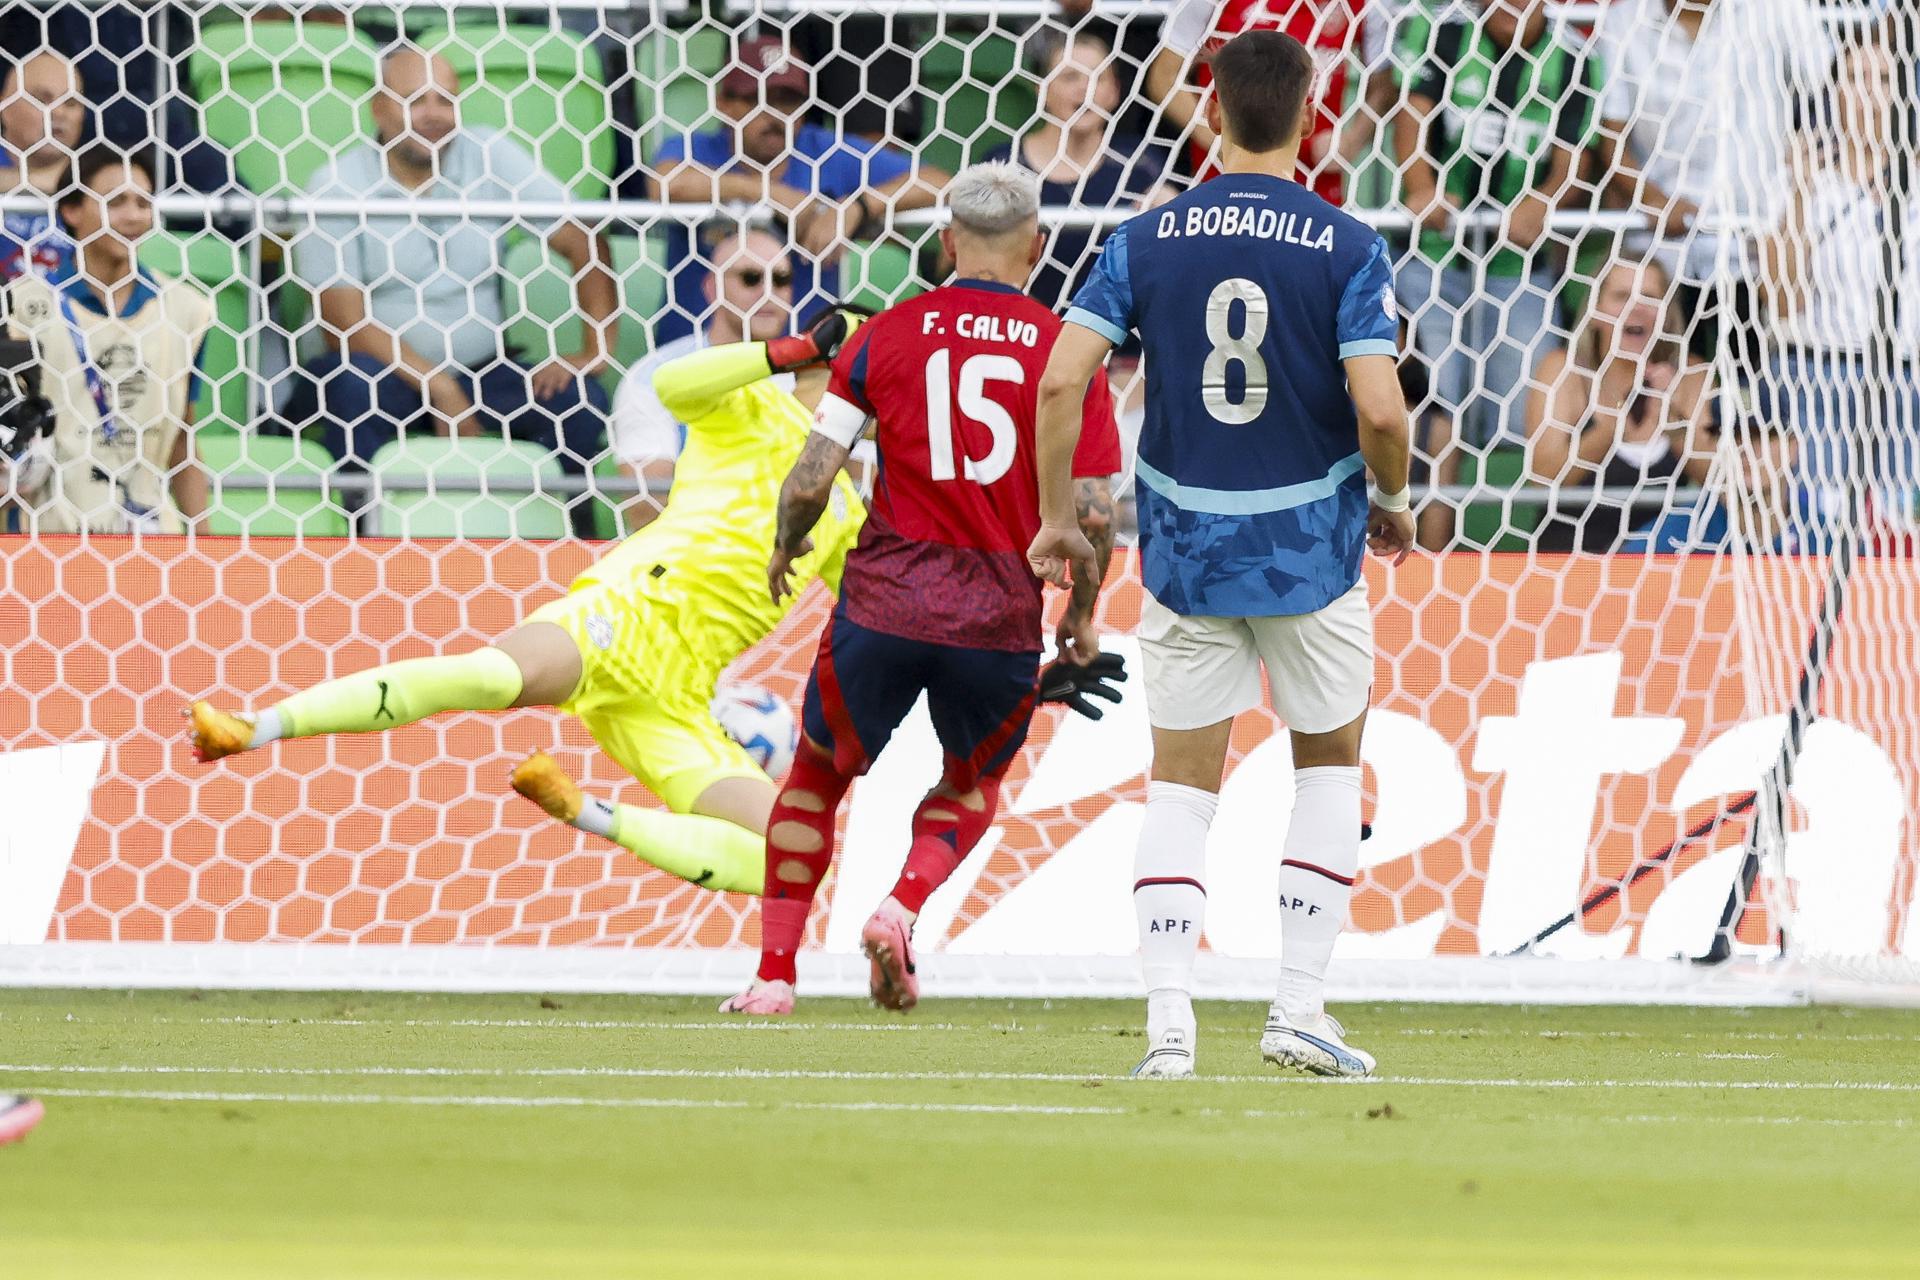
[769,431,854,603]
[1058,474,1117,663]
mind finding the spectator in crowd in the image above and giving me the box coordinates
[2,146,212,533]
[1050,0,1164,141]
[1623,413,1820,554]
[1525,252,1713,551]
[1594,0,1834,362]
[608,225,795,530]
[648,37,946,345]
[980,30,1175,310]
[1145,0,1372,201]
[1349,2,1442,198]
[1393,0,1602,443]
[1,8,237,200]
[792,16,921,146]
[287,46,615,496]
[0,51,84,277]
[1757,31,1920,524]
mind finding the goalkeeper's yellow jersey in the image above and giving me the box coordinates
[574,358,866,671]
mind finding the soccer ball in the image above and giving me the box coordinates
[712,683,799,781]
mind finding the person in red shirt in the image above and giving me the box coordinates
[1147,0,1372,203]
[723,162,1125,1016]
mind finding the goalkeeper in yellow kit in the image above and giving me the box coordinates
[186,307,869,895]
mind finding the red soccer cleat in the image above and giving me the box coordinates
[0,1095,45,1147]
[861,898,920,1013]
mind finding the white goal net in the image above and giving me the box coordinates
[0,0,1915,1004]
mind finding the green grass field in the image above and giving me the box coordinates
[2,990,1918,1277]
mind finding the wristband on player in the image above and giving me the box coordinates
[1373,484,1411,513]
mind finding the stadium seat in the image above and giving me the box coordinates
[841,239,927,312]
[1458,447,1540,552]
[501,234,665,388]
[918,35,1035,175]
[635,25,729,154]
[198,434,349,537]
[188,21,378,195]
[427,24,615,199]
[137,228,255,436]
[364,437,569,540]
[592,450,632,542]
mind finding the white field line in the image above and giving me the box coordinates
[6,1062,1920,1092]
[1604,1113,1917,1129]
[24,1086,1124,1117]
[6,1014,1918,1044]
[21,1087,1918,1129]
[172,1016,978,1033]
[1395,1028,1920,1044]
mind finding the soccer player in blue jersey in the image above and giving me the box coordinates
[1029,29,1415,1079]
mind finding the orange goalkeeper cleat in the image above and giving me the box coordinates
[185,701,254,763]
[510,750,584,825]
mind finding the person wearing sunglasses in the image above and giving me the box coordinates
[609,226,797,529]
[648,37,947,348]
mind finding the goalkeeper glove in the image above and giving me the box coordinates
[765,304,871,374]
[1038,651,1128,721]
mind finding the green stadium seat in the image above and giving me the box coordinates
[189,21,378,195]
[137,228,255,436]
[919,34,1035,174]
[501,234,665,387]
[198,434,349,537]
[635,26,729,155]
[591,449,631,542]
[1458,447,1539,551]
[365,437,568,540]
[428,24,615,199]
[841,239,927,312]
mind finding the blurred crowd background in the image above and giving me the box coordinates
[0,0,1907,557]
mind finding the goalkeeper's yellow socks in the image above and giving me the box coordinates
[252,649,524,744]
[510,751,766,895]
[589,801,766,896]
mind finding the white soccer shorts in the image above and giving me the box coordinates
[1138,578,1373,734]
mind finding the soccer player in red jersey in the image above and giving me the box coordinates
[722,161,1126,1015]
[1148,0,1372,203]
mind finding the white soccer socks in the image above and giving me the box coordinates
[1272,765,1362,1025]
[1133,780,1217,1063]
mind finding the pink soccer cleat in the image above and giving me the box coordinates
[718,979,795,1016]
[0,1095,45,1147]
[861,898,920,1013]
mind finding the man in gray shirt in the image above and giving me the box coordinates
[288,45,616,496]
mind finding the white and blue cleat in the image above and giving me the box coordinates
[1130,1028,1196,1079]
[1260,1011,1376,1078]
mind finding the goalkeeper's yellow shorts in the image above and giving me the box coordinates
[524,585,765,813]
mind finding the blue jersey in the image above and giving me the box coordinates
[1067,173,1398,617]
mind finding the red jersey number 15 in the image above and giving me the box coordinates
[925,349,1022,486]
